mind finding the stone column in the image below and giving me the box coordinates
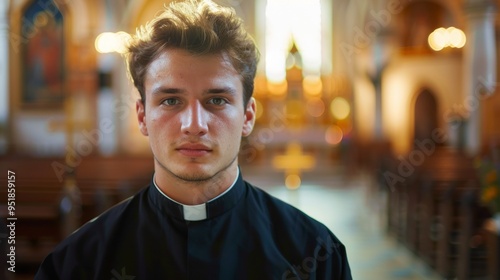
[0,1,9,154]
[463,0,497,156]
[372,71,383,140]
[371,30,393,141]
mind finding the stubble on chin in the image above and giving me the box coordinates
[154,154,238,184]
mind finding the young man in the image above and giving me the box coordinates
[35,0,352,279]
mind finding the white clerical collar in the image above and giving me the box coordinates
[153,169,239,221]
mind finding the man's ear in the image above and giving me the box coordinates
[136,99,149,136]
[242,97,256,137]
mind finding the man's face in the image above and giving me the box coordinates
[137,49,255,182]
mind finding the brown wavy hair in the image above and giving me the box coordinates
[126,0,259,107]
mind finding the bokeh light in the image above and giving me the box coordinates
[448,27,466,48]
[306,97,325,117]
[325,125,343,145]
[267,80,288,97]
[95,31,132,54]
[428,27,466,51]
[285,173,301,189]
[303,75,323,96]
[330,97,350,120]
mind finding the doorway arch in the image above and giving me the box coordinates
[413,88,439,144]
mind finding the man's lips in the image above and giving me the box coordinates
[176,144,212,157]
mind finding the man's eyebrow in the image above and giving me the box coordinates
[151,87,184,95]
[206,87,237,95]
[151,87,237,95]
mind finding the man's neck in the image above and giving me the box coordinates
[153,163,238,205]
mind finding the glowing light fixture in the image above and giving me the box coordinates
[428,27,466,51]
[95,31,132,54]
[448,27,466,48]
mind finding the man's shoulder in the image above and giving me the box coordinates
[243,181,351,279]
[244,181,335,238]
[53,187,147,251]
[35,187,149,279]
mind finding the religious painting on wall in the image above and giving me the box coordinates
[21,0,65,108]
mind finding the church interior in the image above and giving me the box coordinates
[1,0,500,279]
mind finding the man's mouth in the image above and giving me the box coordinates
[176,143,212,157]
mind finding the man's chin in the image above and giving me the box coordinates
[168,165,233,185]
[166,164,218,182]
[172,172,214,182]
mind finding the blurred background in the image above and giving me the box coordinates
[1,0,500,279]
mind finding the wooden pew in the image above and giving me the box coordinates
[413,148,478,266]
[377,145,497,279]
[381,147,484,276]
[435,181,481,278]
[417,179,478,266]
[435,182,458,278]
[457,189,489,280]
[417,178,442,263]
[377,150,403,238]
[405,173,424,252]
[0,155,153,276]
[484,220,499,280]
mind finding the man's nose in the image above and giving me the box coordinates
[180,101,209,136]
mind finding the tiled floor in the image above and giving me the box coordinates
[244,169,442,280]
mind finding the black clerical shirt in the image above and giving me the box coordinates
[35,170,352,279]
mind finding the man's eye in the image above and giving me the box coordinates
[208,98,227,106]
[162,98,180,106]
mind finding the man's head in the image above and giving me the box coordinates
[127,0,259,108]
[128,0,258,195]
